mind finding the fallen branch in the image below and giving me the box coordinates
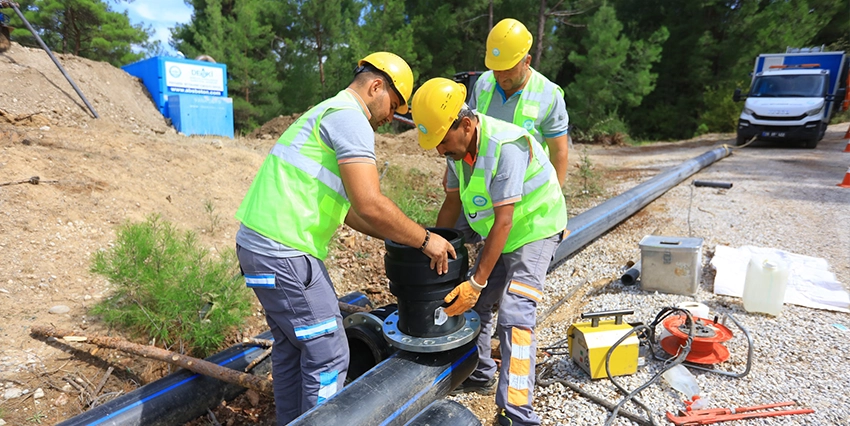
[0,176,59,187]
[339,300,371,314]
[31,325,273,395]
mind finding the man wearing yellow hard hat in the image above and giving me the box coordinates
[472,18,569,187]
[235,52,457,425]
[412,77,567,426]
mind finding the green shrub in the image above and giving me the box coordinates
[91,215,252,357]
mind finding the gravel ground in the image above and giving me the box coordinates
[450,123,850,426]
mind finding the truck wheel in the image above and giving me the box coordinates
[803,123,824,149]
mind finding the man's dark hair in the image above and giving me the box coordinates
[353,63,402,102]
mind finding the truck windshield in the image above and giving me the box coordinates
[749,74,827,98]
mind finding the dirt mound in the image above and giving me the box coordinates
[247,113,302,139]
[0,42,170,134]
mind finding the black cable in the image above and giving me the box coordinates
[602,308,696,426]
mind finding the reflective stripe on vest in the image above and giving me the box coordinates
[475,69,564,148]
[456,114,567,253]
[235,90,362,260]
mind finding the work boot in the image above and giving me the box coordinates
[449,376,496,395]
[496,409,512,426]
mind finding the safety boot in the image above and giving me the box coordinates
[449,376,496,396]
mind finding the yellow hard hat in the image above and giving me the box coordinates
[359,52,413,114]
[411,77,467,150]
[485,18,533,71]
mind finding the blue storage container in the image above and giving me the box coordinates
[168,96,234,138]
[122,56,228,118]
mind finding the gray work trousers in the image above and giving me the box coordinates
[467,234,560,426]
[237,245,348,425]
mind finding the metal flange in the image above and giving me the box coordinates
[382,310,480,353]
[343,312,385,332]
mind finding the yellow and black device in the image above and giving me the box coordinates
[568,309,640,380]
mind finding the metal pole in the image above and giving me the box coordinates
[550,146,733,272]
[7,2,99,118]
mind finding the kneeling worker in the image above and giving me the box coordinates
[411,78,567,426]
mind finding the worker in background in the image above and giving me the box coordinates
[411,78,567,426]
[234,52,456,425]
[472,18,569,186]
[452,18,569,244]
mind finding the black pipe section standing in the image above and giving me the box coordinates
[56,292,374,426]
[405,399,482,426]
[7,2,99,118]
[549,146,732,273]
[290,341,478,426]
[385,227,468,338]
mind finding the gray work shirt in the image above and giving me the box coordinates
[469,70,569,142]
[445,131,534,209]
[237,104,376,258]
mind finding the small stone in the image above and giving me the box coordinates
[48,305,71,314]
[54,393,68,406]
[33,388,44,399]
[3,387,22,400]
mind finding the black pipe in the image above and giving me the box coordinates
[344,304,398,381]
[693,180,733,189]
[621,260,641,286]
[549,146,732,273]
[8,2,99,118]
[56,331,273,426]
[56,292,374,426]
[405,399,482,426]
[290,341,478,426]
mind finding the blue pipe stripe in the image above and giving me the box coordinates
[343,293,367,305]
[378,346,477,426]
[85,346,263,426]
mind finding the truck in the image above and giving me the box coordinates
[733,48,849,149]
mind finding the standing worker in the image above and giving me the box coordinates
[235,52,456,425]
[471,18,569,187]
[411,78,567,426]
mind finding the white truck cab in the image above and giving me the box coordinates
[734,49,848,149]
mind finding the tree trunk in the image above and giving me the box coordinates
[488,0,494,31]
[30,325,274,395]
[315,21,325,98]
[534,0,547,70]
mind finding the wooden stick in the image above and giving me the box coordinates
[339,300,371,314]
[31,325,273,395]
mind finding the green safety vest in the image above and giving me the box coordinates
[474,69,564,151]
[235,90,361,260]
[456,114,567,253]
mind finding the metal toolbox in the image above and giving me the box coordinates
[638,235,703,295]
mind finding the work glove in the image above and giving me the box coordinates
[443,276,486,317]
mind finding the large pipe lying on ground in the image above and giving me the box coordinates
[290,341,478,426]
[549,145,732,272]
[55,331,274,426]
